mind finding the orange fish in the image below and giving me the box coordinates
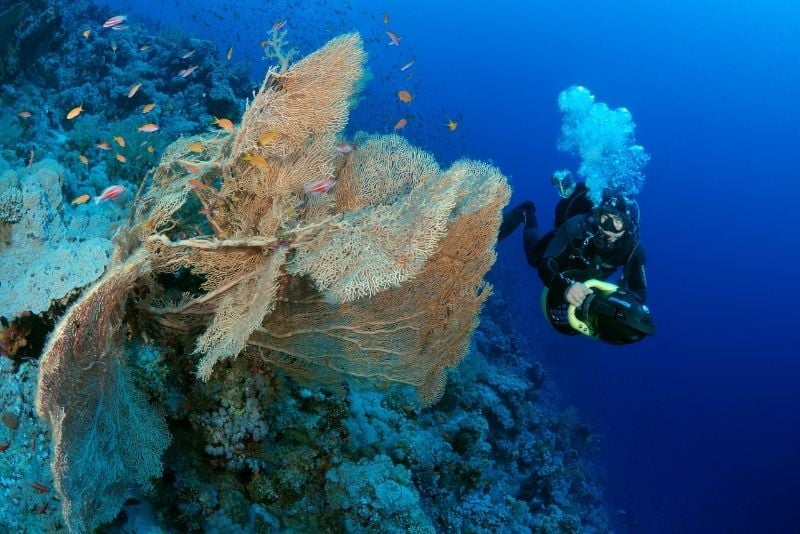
[258,130,281,145]
[79,154,89,164]
[103,15,126,28]
[142,102,156,113]
[127,82,142,98]
[187,178,207,190]
[227,46,233,60]
[212,116,234,131]
[400,59,415,71]
[397,90,413,103]
[137,123,159,133]
[187,142,204,153]
[96,141,111,150]
[386,30,401,46]
[243,154,269,169]
[71,194,91,205]
[446,119,458,131]
[66,104,83,120]
[393,117,408,130]
[82,29,91,39]
[17,111,32,118]
[303,178,336,195]
[115,153,126,163]
[113,135,125,147]
[178,65,198,78]
[94,184,126,204]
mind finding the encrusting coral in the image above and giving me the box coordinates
[35,32,509,531]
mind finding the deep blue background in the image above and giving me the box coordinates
[102,0,800,530]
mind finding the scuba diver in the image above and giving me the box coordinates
[499,170,655,344]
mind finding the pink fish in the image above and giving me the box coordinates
[386,30,401,46]
[272,20,287,31]
[103,15,126,28]
[303,178,336,195]
[94,184,126,204]
[335,142,354,154]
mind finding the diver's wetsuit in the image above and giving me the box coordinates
[499,185,647,304]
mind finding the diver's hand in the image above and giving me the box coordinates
[565,282,593,307]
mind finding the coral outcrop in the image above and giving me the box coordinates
[35,32,510,531]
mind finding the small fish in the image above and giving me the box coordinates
[82,29,91,39]
[212,116,234,131]
[178,65,198,78]
[187,142,204,153]
[386,30,401,46]
[30,483,48,494]
[335,142,354,154]
[103,15,126,28]
[66,104,83,120]
[272,19,287,31]
[115,153,126,163]
[383,11,390,24]
[139,44,151,51]
[79,154,89,164]
[95,184,126,204]
[258,130,280,145]
[142,102,156,113]
[17,111,32,118]
[242,153,269,169]
[96,141,111,150]
[400,59,415,71]
[446,119,458,131]
[127,82,142,98]
[137,123,159,133]
[0,441,9,452]
[111,41,118,53]
[227,46,233,60]
[187,178,207,190]
[393,117,408,130]
[113,135,125,147]
[303,178,336,195]
[397,90,413,103]
[146,145,154,153]
[181,49,196,59]
[71,194,91,205]
[178,160,201,174]
[111,24,128,31]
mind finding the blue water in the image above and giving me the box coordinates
[99,0,800,530]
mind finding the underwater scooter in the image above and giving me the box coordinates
[541,279,655,344]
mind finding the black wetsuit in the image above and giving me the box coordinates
[536,213,647,303]
[499,185,647,304]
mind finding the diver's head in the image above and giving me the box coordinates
[594,191,638,242]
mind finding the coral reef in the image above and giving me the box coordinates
[35,32,512,531]
[0,159,116,321]
[0,2,612,531]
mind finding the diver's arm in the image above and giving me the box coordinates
[537,222,576,299]
[620,244,647,302]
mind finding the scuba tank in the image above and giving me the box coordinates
[542,278,655,344]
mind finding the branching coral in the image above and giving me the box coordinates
[35,31,509,531]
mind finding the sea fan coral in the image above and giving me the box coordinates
[36,32,509,531]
